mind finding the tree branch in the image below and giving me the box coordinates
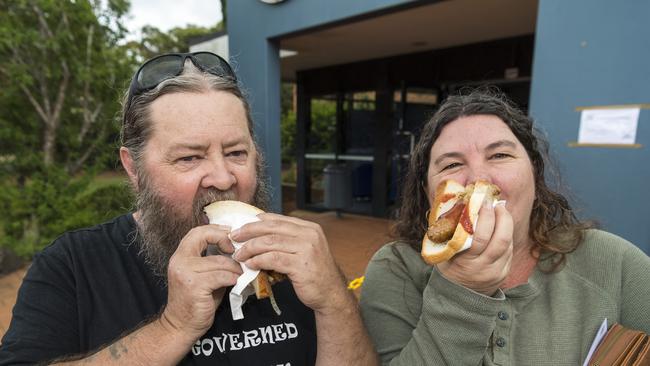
[19,84,49,123]
[31,3,71,165]
[32,4,55,39]
[4,9,52,130]
[37,70,52,122]
[50,60,70,131]
[32,3,54,122]
[79,25,95,143]
[79,102,103,144]
[68,122,107,175]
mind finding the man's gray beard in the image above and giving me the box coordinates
[133,171,270,280]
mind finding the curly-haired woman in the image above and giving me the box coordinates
[360,89,650,365]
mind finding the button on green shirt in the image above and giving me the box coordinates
[359,230,650,365]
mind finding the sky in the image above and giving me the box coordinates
[124,0,222,40]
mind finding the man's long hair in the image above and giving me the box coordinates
[120,62,258,179]
[393,88,593,271]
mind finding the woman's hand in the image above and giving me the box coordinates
[436,201,514,296]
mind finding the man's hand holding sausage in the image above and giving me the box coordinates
[229,213,378,365]
[230,213,349,314]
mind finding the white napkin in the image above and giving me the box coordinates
[459,198,507,253]
[207,213,260,320]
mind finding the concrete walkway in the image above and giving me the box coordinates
[0,210,392,340]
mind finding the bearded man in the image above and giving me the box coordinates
[0,52,378,366]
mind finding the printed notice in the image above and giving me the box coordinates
[578,108,640,144]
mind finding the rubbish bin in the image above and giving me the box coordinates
[323,163,351,210]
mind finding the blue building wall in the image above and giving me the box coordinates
[228,0,420,213]
[229,0,649,251]
[529,0,650,251]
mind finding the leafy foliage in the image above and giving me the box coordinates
[280,87,339,187]
[127,23,223,61]
[0,168,132,258]
[280,83,297,165]
[0,0,136,257]
[307,99,337,154]
[280,87,338,164]
[64,180,133,234]
[0,0,136,173]
[0,1,226,258]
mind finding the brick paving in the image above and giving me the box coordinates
[0,210,392,340]
[289,210,392,281]
[0,266,28,340]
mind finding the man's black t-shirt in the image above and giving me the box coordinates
[0,214,317,365]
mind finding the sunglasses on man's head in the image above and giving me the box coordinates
[126,52,236,110]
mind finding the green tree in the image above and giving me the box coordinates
[220,0,227,29]
[280,86,339,162]
[0,0,134,172]
[280,95,337,186]
[308,99,337,154]
[128,22,223,60]
[0,0,136,257]
[280,82,296,165]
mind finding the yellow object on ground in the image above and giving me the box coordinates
[348,276,364,290]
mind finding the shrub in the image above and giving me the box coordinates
[64,181,133,231]
[0,168,133,259]
[281,110,296,165]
